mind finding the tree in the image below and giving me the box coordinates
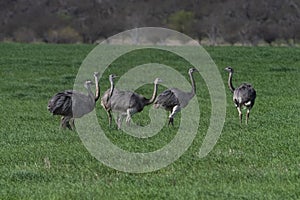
[167,10,195,35]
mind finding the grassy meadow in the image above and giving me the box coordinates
[0,43,299,199]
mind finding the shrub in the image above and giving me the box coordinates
[45,26,82,43]
[167,10,195,35]
[13,27,37,43]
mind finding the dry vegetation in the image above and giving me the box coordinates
[1,0,300,45]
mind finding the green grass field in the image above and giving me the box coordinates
[0,43,299,199]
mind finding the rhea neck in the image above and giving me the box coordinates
[189,72,196,98]
[145,82,159,105]
[94,76,100,102]
[108,77,115,99]
[227,71,235,93]
[85,84,95,101]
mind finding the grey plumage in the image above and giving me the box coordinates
[101,75,162,129]
[48,72,100,130]
[154,68,198,126]
[94,72,100,102]
[225,67,256,125]
[100,74,118,127]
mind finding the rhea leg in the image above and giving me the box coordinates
[117,114,121,129]
[126,108,136,126]
[126,109,132,126]
[69,118,75,130]
[246,109,250,125]
[107,110,112,127]
[117,113,126,129]
[61,116,72,130]
[237,106,242,124]
[60,116,66,129]
[168,105,181,126]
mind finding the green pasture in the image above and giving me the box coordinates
[0,43,299,199]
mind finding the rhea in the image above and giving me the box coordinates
[153,68,198,126]
[101,75,163,129]
[225,67,256,125]
[48,72,100,130]
[100,74,118,127]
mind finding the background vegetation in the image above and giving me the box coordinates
[1,0,300,45]
[0,43,299,199]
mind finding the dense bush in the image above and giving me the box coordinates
[1,0,299,45]
[13,27,37,43]
[45,27,82,43]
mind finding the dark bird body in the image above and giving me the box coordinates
[233,83,256,108]
[101,75,162,129]
[154,90,179,111]
[154,68,198,126]
[225,67,256,124]
[48,89,95,117]
[110,90,147,113]
[48,72,100,130]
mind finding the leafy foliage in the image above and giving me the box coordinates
[167,10,195,34]
[0,0,300,44]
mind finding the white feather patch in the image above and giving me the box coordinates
[245,101,251,106]
[238,97,242,103]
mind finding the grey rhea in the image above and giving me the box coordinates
[48,72,100,130]
[101,75,163,129]
[153,68,198,126]
[225,67,256,125]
